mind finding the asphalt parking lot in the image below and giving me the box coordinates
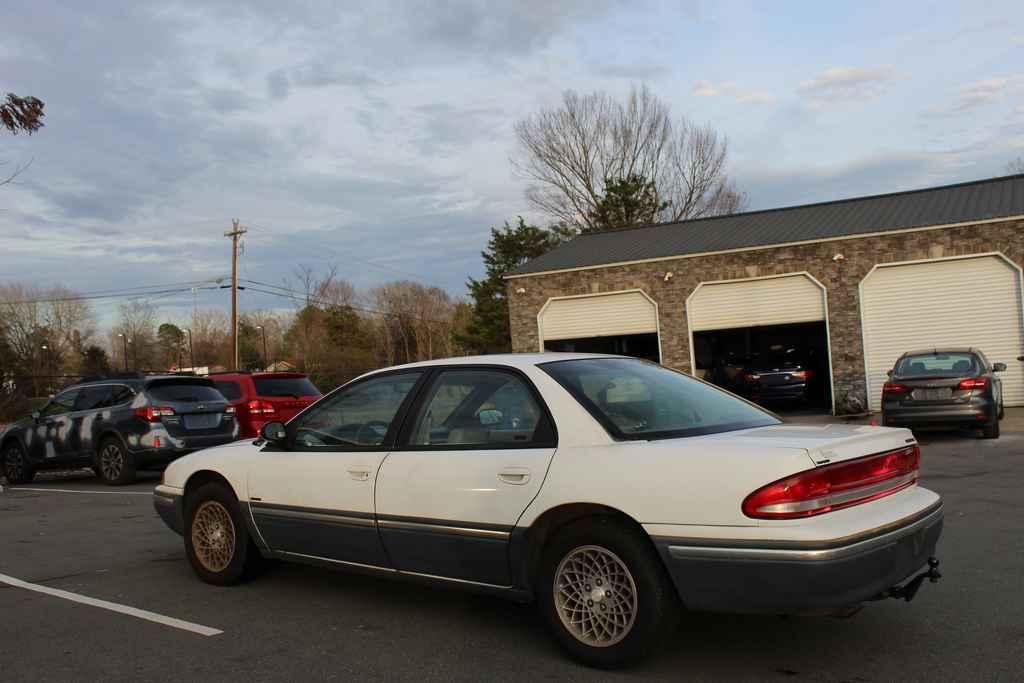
[2,414,1022,681]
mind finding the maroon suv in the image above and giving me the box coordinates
[211,372,321,438]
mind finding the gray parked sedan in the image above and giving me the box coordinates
[881,348,1006,438]
[1,375,238,485]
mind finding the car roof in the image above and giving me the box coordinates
[362,352,624,375]
[900,347,977,357]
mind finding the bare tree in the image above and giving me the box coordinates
[113,300,158,371]
[513,85,746,232]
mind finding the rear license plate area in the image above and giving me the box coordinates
[184,413,220,430]
[913,388,952,401]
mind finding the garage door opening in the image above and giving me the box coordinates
[544,333,660,362]
[538,290,661,364]
[693,321,833,413]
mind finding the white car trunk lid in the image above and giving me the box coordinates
[708,423,916,466]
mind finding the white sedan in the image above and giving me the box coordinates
[154,354,943,667]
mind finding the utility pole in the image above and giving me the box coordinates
[256,325,268,371]
[225,219,247,370]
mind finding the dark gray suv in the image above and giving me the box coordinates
[1,375,238,485]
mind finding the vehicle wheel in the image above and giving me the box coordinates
[537,517,679,668]
[2,442,36,485]
[184,482,263,585]
[97,437,136,485]
[981,414,1000,439]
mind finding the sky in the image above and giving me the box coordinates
[2,0,1022,327]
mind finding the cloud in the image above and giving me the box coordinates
[693,80,776,105]
[266,63,379,100]
[924,75,1022,116]
[796,67,893,107]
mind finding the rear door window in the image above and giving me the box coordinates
[146,381,225,403]
[109,386,135,406]
[253,376,320,397]
[75,386,114,411]
[213,381,243,401]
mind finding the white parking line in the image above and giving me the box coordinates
[0,572,223,636]
[9,487,152,496]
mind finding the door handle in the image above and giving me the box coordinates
[347,468,370,482]
[498,468,531,485]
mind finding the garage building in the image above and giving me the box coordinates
[506,174,1024,414]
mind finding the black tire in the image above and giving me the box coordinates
[184,481,263,585]
[536,517,679,669]
[96,437,136,485]
[981,413,1000,439]
[2,441,36,485]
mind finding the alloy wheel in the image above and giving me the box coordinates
[100,443,124,481]
[191,501,236,573]
[4,447,24,482]
[553,545,638,648]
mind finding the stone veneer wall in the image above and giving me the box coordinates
[507,219,1024,413]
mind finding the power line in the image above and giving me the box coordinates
[0,277,229,306]
[240,281,453,326]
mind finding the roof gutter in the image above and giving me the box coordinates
[503,214,1024,280]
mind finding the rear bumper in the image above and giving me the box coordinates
[755,383,808,401]
[653,501,943,613]
[153,485,184,535]
[132,433,236,466]
[883,399,994,425]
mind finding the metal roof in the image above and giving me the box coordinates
[509,174,1024,277]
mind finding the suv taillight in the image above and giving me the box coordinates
[742,446,920,519]
[957,377,988,391]
[247,400,276,416]
[135,406,175,422]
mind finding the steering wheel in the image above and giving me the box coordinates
[355,420,390,446]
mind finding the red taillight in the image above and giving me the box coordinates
[742,446,921,519]
[743,372,761,383]
[957,377,988,391]
[790,370,812,380]
[247,399,276,416]
[135,406,175,422]
[883,381,911,395]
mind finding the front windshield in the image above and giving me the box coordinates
[541,358,779,440]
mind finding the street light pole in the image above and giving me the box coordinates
[185,328,195,371]
[256,325,268,371]
[117,334,128,371]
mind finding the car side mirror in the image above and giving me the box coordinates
[992,362,1007,372]
[31,411,41,421]
[259,421,287,445]
[886,369,893,378]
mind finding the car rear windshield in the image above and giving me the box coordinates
[540,358,779,440]
[146,380,225,403]
[253,376,320,397]
[895,352,980,378]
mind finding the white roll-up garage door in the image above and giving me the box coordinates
[861,254,1024,412]
[539,290,658,342]
[687,273,826,332]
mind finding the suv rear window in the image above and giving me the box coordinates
[253,376,319,397]
[146,380,225,403]
[213,381,243,401]
[541,358,778,440]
